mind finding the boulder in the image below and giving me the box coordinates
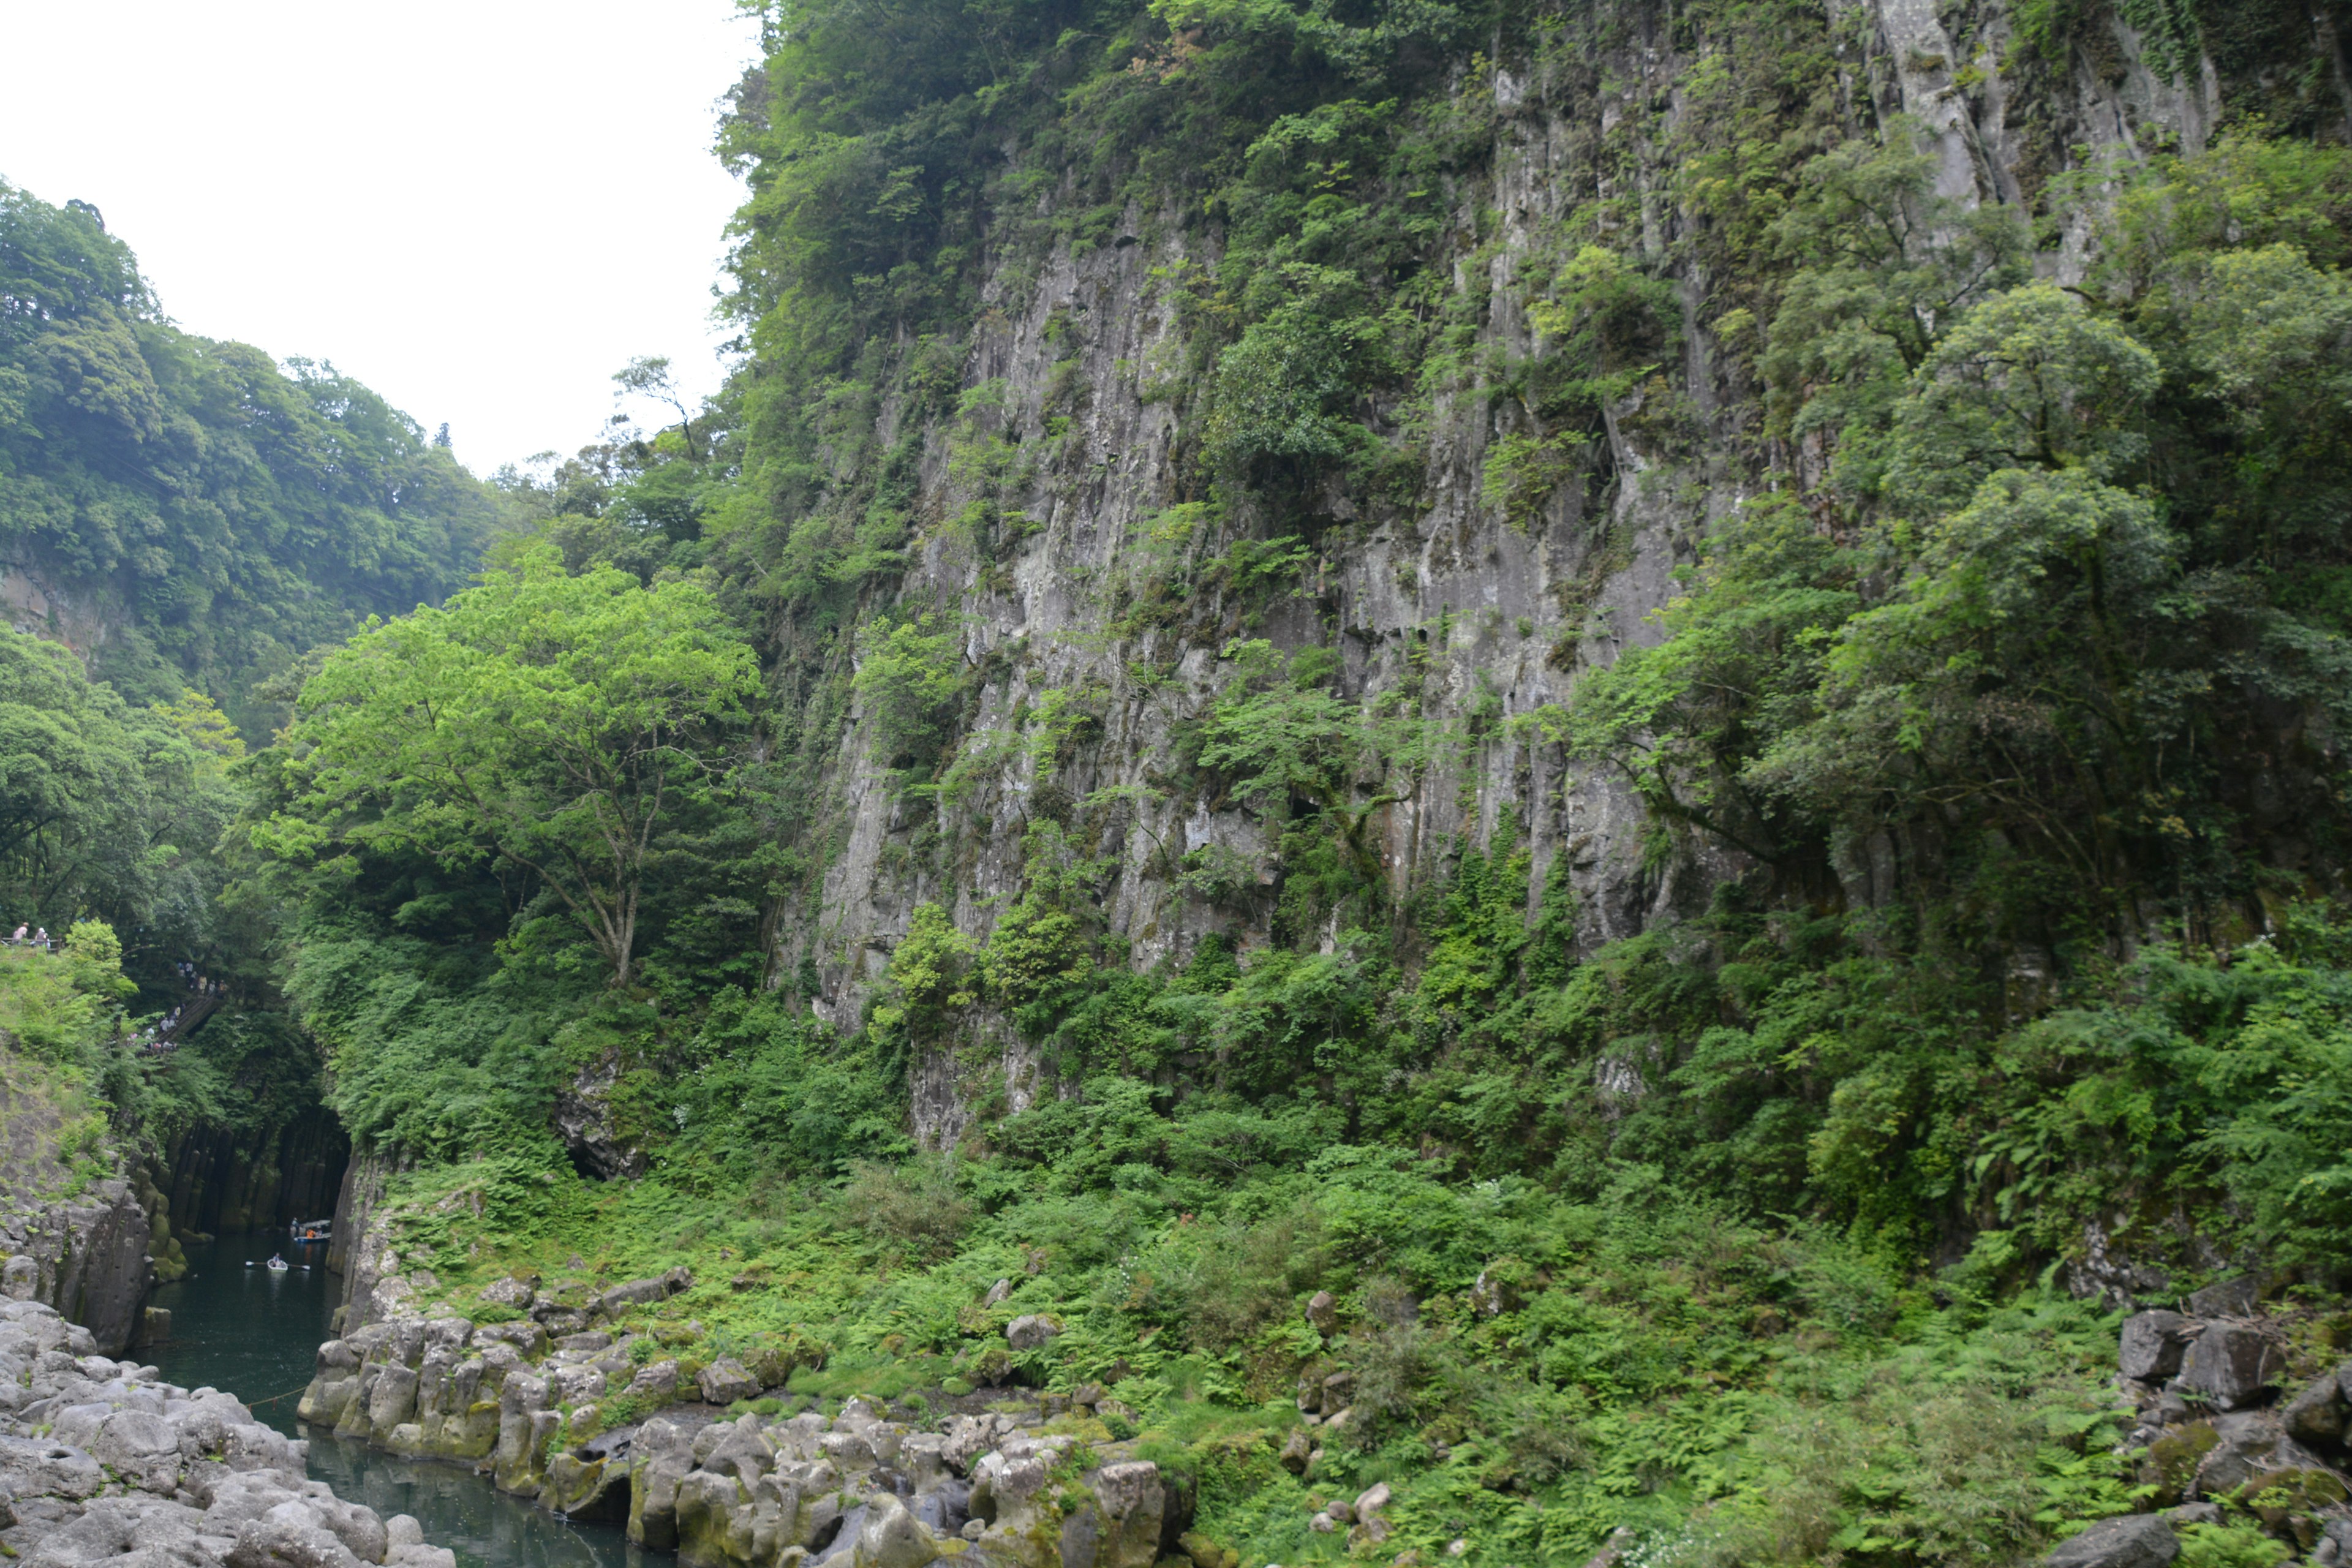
[983,1280,1012,1308]
[854,1494,941,1568]
[225,1514,367,1568]
[2180,1326,2283,1411]
[940,1417,998,1476]
[2187,1410,2332,1499]
[1088,1461,1164,1568]
[1468,1267,1523,1319]
[625,1360,681,1403]
[2284,1366,2350,1448]
[593,1268,692,1321]
[2118,1312,2193,1382]
[696,1358,761,1406]
[2042,1514,2179,1568]
[1005,1315,1061,1352]
[1305,1292,1338,1337]
[2187,1278,2258,1318]
[90,1408,179,1493]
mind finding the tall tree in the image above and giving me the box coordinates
[255,547,761,987]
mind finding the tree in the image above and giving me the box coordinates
[613,355,701,461]
[257,546,761,987]
[0,180,510,735]
[0,628,240,955]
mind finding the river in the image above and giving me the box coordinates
[149,1231,643,1568]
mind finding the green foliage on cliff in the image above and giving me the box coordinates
[0,625,244,960]
[1566,132,2352,937]
[256,547,763,988]
[210,0,2352,1561]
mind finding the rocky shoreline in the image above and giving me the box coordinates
[0,1297,457,1568]
[298,1270,1206,1568]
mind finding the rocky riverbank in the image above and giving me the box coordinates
[297,1271,1206,1568]
[0,1179,154,1358]
[303,1257,2352,1568]
[0,1296,457,1568]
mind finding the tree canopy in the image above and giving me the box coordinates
[256,547,763,987]
[0,179,510,736]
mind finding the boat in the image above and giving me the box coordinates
[289,1219,332,1243]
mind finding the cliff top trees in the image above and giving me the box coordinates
[256,548,761,989]
[0,181,511,734]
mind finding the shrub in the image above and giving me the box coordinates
[836,1158,972,1261]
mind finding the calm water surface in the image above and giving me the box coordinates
[149,1232,641,1568]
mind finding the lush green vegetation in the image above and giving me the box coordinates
[12,0,2352,1561]
[262,0,2352,1547]
[0,925,284,1200]
[0,181,507,738]
[0,178,515,1215]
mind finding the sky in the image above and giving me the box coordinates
[0,0,761,478]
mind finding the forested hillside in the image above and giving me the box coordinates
[0,181,511,1251]
[0,183,505,737]
[26,0,2352,1560]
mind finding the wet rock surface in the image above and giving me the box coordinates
[0,1299,455,1568]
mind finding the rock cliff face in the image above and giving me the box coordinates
[323,1152,406,1334]
[0,1065,152,1357]
[157,1113,348,1238]
[753,0,2339,1147]
[0,563,118,665]
[0,1182,152,1359]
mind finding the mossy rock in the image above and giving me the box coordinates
[2142,1420,2219,1505]
[2241,1464,2348,1537]
[1039,1413,1114,1443]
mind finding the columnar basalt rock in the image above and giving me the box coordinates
[0,1298,455,1568]
[0,1180,154,1357]
[737,0,2318,1160]
[300,1281,1188,1568]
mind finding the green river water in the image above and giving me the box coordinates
[148,1231,642,1568]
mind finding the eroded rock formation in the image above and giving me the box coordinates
[0,1298,456,1568]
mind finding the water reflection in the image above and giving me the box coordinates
[149,1232,638,1568]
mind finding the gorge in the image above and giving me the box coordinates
[4,0,2352,1561]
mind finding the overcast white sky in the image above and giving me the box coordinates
[0,0,760,478]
